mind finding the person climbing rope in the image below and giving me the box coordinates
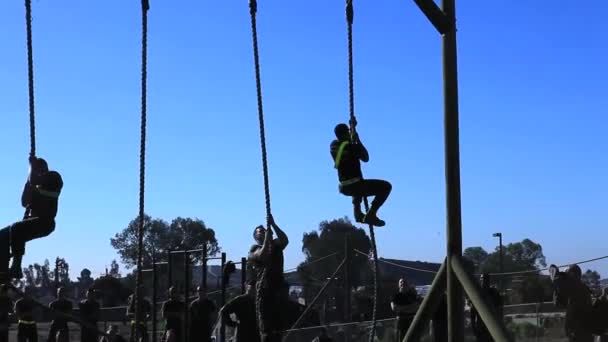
[248,215,289,342]
[0,156,63,279]
[330,119,391,226]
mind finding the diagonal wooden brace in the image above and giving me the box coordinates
[413,0,453,35]
[451,256,513,342]
[403,259,447,342]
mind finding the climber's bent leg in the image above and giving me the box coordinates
[340,179,392,226]
[4,217,55,278]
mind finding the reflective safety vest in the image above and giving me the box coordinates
[36,185,60,199]
[334,141,362,187]
[334,141,350,169]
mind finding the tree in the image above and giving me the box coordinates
[110,215,220,269]
[298,218,372,319]
[480,239,546,274]
[55,258,70,285]
[464,247,489,272]
[582,269,602,295]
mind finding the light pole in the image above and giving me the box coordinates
[492,232,503,291]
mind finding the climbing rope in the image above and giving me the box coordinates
[248,0,275,340]
[133,0,149,341]
[25,0,36,159]
[345,1,379,341]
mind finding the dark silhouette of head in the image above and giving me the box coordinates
[567,264,582,281]
[398,278,409,292]
[334,123,350,141]
[30,157,48,174]
[253,225,266,244]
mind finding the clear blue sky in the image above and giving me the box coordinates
[1,1,606,280]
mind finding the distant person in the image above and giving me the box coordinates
[78,288,100,342]
[48,287,72,342]
[248,215,289,342]
[0,156,63,279]
[390,278,419,342]
[221,284,259,342]
[0,284,13,342]
[330,119,392,226]
[126,290,152,342]
[15,289,38,342]
[431,292,448,342]
[162,286,185,342]
[595,287,608,342]
[189,286,217,342]
[470,273,502,342]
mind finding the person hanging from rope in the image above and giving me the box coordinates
[330,118,391,227]
[0,156,63,279]
[248,215,289,342]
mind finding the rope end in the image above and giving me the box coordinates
[249,0,258,16]
[346,0,354,24]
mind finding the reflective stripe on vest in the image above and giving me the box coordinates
[334,141,350,169]
[19,320,36,325]
[36,185,60,198]
[339,177,361,187]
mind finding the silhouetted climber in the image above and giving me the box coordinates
[47,287,72,342]
[126,291,151,342]
[330,120,391,227]
[0,284,12,342]
[248,215,289,342]
[470,273,502,342]
[189,286,217,342]
[14,288,37,342]
[0,156,63,279]
[162,286,185,342]
[79,288,100,342]
[221,284,260,342]
[390,278,419,342]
